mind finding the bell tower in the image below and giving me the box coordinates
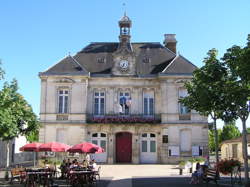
[112,13,136,76]
[118,13,132,52]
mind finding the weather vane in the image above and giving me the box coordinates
[122,2,126,16]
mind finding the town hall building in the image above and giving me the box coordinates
[39,14,208,164]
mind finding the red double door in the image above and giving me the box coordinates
[116,132,132,163]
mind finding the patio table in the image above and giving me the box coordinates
[67,170,95,186]
[25,170,55,187]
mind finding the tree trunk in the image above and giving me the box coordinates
[6,141,10,168]
[213,118,219,163]
[241,118,249,182]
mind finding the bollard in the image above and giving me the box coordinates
[179,168,183,175]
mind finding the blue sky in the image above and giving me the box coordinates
[0,0,249,129]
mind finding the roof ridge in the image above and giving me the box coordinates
[69,55,89,74]
[162,54,179,73]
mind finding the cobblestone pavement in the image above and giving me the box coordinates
[0,164,239,187]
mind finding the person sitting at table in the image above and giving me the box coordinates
[44,160,50,169]
[60,159,67,179]
[82,159,88,168]
[69,160,78,169]
[66,158,71,167]
[89,159,98,171]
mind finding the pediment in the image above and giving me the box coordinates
[55,78,75,83]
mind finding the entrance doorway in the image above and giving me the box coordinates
[116,132,132,163]
[140,133,157,163]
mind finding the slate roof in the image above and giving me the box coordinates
[40,42,197,76]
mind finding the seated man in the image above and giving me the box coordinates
[60,159,67,179]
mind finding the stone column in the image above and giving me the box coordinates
[107,132,114,164]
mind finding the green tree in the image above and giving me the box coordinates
[0,67,40,167]
[220,122,240,142]
[247,128,250,134]
[222,34,250,181]
[180,49,230,163]
[208,129,222,152]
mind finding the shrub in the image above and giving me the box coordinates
[216,159,241,175]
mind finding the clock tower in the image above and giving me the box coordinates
[112,13,136,76]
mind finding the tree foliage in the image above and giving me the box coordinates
[220,122,240,142]
[180,48,231,162]
[208,129,222,152]
[0,76,40,141]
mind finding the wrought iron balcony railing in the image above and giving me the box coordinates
[86,114,161,124]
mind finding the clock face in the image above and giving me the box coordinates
[119,60,129,70]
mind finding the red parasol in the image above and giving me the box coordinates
[38,142,71,152]
[68,142,104,154]
[19,142,42,152]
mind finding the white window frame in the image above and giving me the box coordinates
[91,132,107,153]
[178,88,190,114]
[93,91,105,116]
[143,91,154,116]
[58,89,69,114]
[119,91,131,115]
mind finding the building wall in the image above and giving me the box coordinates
[39,75,208,164]
[221,142,244,163]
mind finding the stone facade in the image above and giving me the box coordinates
[39,14,208,164]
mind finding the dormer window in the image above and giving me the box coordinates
[142,57,151,63]
[97,57,106,64]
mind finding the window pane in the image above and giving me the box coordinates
[144,98,148,115]
[100,92,104,96]
[59,96,63,113]
[142,133,147,137]
[125,105,129,115]
[162,135,168,143]
[92,140,98,145]
[65,90,68,94]
[101,140,106,152]
[101,133,106,137]
[125,92,129,96]
[142,141,147,152]
[149,98,154,115]
[94,103,99,115]
[59,90,63,94]
[101,98,105,114]
[150,141,156,152]
[92,133,98,137]
[95,92,99,96]
[120,93,123,96]
[150,133,155,138]
[64,96,68,113]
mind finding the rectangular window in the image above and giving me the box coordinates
[143,91,154,116]
[94,91,105,115]
[179,88,190,115]
[58,90,69,113]
[92,140,98,145]
[142,141,147,152]
[101,140,106,152]
[162,135,168,143]
[119,92,130,115]
[150,141,156,152]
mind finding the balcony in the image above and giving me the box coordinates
[86,114,161,124]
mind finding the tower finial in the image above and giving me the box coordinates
[122,3,126,16]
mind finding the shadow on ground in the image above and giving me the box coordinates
[132,177,233,187]
[0,177,113,187]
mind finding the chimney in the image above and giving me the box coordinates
[163,34,177,53]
